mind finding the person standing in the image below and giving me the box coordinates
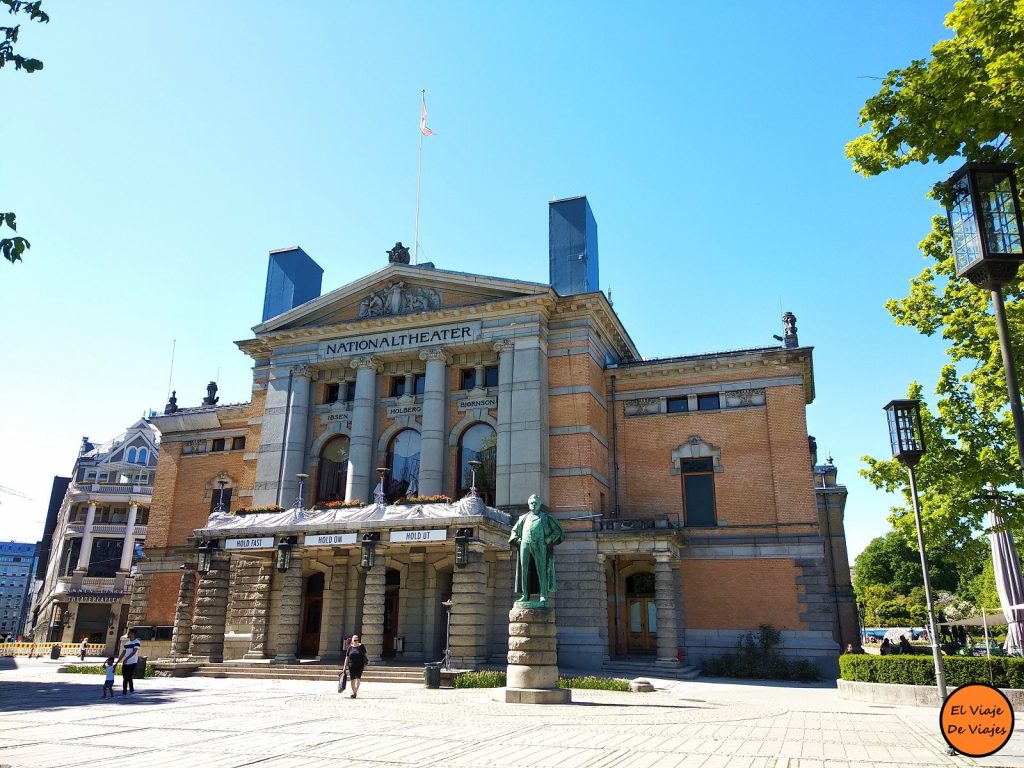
[102,657,116,698]
[115,629,141,695]
[79,637,88,661]
[341,634,368,699]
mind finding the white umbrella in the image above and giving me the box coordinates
[989,502,1024,657]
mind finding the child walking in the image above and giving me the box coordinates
[102,657,116,699]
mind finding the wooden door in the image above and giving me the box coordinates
[298,572,324,657]
[625,572,657,655]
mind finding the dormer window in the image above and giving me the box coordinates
[127,447,138,463]
[138,447,148,464]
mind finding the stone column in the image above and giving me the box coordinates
[243,561,274,659]
[490,551,513,662]
[170,569,197,660]
[360,562,386,662]
[118,503,138,572]
[189,559,230,662]
[506,606,570,704]
[417,348,449,497]
[280,365,314,507]
[493,340,515,506]
[655,554,679,666]
[597,554,610,662]
[318,556,348,661]
[272,557,303,664]
[508,336,548,505]
[346,356,381,503]
[450,542,489,667]
[75,502,98,572]
[253,368,293,507]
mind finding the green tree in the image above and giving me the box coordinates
[1,0,47,265]
[848,0,1024,545]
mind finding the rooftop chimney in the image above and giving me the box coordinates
[549,196,599,296]
[262,246,324,322]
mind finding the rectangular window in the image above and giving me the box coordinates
[210,488,232,514]
[414,375,425,396]
[484,366,499,387]
[697,393,721,411]
[325,383,340,404]
[666,396,688,413]
[681,458,716,527]
[61,539,82,576]
[460,369,476,390]
[232,436,246,450]
[391,377,406,398]
[211,438,226,452]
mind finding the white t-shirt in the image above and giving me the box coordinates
[105,663,115,681]
[122,639,141,665]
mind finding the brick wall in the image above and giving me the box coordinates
[681,559,804,630]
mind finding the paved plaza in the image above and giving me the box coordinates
[1,658,1023,768]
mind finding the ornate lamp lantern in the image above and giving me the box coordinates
[196,539,217,574]
[454,527,474,569]
[943,161,1024,477]
[946,162,1024,288]
[276,535,297,572]
[360,532,380,570]
[881,398,946,701]
[884,399,926,468]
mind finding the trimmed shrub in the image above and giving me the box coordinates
[840,654,1024,688]
[453,670,506,688]
[61,664,119,675]
[702,625,821,682]
[558,675,630,691]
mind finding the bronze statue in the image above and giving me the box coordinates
[509,494,564,606]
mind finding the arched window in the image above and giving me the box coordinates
[126,447,137,463]
[316,436,350,503]
[458,423,496,504]
[386,429,421,501]
[138,447,148,464]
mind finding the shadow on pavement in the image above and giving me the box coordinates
[0,680,196,712]
[696,676,838,690]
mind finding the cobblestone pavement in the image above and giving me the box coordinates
[2,658,1024,768]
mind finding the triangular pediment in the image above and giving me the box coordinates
[254,264,551,334]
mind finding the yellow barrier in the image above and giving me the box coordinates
[0,642,105,657]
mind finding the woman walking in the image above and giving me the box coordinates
[342,634,368,699]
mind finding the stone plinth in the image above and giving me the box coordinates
[504,605,571,704]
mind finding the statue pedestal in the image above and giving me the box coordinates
[503,605,571,704]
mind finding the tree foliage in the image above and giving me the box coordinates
[848,0,1024,560]
[1,0,46,266]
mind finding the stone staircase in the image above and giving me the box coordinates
[596,659,701,681]
[192,662,425,684]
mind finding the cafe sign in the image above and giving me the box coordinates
[224,537,274,551]
[389,529,448,544]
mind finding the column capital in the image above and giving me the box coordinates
[292,364,317,380]
[654,553,674,565]
[351,355,382,372]
[493,339,514,355]
[419,347,449,364]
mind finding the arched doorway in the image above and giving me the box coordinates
[316,436,350,503]
[382,568,401,658]
[299,572,325,657]
[386,429,421,501]
[626,572,657,655]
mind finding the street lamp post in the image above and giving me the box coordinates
[883,398,947,702]
[214,480,228,514]
[294,473,309,511]
[944,161,1024,469]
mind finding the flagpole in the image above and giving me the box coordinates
[414,89,425,266]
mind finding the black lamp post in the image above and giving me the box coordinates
[196,539,217,574]
[360,532,380,570]
[945,161,1024,471]
[294,473,309,511]
[454,527,473,568]
[883,398,946,701]
[276,535,297,572]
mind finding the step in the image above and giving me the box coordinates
[191,663,428,683]
[598,662,701,681]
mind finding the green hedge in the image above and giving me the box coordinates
[452,670,629,691]
[557,675,630,691]
[840,654,1024,688]
[61,664,146,678]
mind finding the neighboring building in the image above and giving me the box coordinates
[812,454,858,651]
[33,421,157,653]
[0,541,38,641]
[132,198,853,675]
[25,475,71,640]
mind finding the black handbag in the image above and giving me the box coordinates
[338,671,348,692]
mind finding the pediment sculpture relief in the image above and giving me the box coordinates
[359,280,441,319]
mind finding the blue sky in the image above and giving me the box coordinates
[2,1,957,556]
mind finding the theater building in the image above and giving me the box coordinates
[132,197,852,674]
